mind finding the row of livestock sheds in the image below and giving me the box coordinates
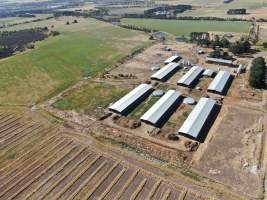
[178,98,216,139]
[109,83,153,115]
[177,66,203,87]
[141,90,182,126]
[164,55,181,65]
[208,71,231,94]
[151,62,181,81]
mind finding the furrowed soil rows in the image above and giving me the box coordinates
[151,183,168,200]
[53,157,111,200]
[135,176,157,199]
[86,164,125,200]
[103,167,136,200]
[0,112,218,200]
[0,117,21,133]
[0,140,73,199]
[26,152,98,200]
[6,146,82,200]
[41,155,106,200]
[0,137,66,180]
[0,122,37,141]
[0,123,42,150]
[20,148,90,200]
[0,127,58,169]
[12,147,88,200]
[75,161,120,200]
[119,172,146,200]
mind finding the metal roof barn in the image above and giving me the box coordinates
[206,57,233,66]
[178,98,216,139]
[177,66,203,87]
[164,55,181,64]
[151,62,180,81]
[203,69,214,77]
[109,83,153,114]
[208,71,231,94]
[141,90,182,126]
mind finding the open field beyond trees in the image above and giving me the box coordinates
[0,17,151,105]
[121,18,250,36]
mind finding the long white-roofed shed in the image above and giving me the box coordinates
[164,55,181,65]
[109,83,153,114]
[208,71,231,94]
[151,62,180,81]
[178,98,216,139]
[177,66,203,87]
[141,90,182,126]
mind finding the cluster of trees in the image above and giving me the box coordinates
[191,32,252,56]
[118,24,158,33]
[249,57,266,88]
[229,38,251,55]
[144,5,192,16]
[0,27,50,59]
[53,8,108,18]
[190,32,230,49]
[209,49,232,60]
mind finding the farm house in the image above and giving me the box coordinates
[151,62,181,81]
[178,98,216,140]
[208,71,232,94]
[141,90,182,127]
[177,66,203,87]
[109,83,153,115]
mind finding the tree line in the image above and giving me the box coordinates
[249,57,266,89]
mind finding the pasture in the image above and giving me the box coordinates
[0,17,151,105]
[121,18,250,36]
[53,82,130,118]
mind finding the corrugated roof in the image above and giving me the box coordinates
[164,55,180,64]
[178,98,216,139]
[109,83,152,114]
[208,71,231,93]
[141,90,182,125]
[206,57,233,65]
[151,62,180,81]
[177,66,203,86]
[203,69,214,77]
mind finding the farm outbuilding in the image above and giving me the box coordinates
[208,71,231,94]
[206,57,233,66]
[177,66,203,87]
[141,90,182,126]
[164,55,181,65]
[203,69,214,77]
[178,98,216,140]
[151,62,180,81]
[109,83,153,115]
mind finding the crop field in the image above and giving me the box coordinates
[121,18,250,36]
[0,111,212,200]
[0,17,151,105]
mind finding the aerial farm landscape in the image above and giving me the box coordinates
[0,0,266,200]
